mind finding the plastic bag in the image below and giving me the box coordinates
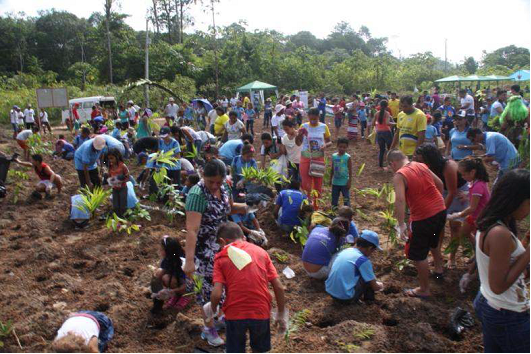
[271,154,288,178]
[449,307,475,339]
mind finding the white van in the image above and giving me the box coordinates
[61,96,116,124]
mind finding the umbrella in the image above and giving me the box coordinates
[509,70,530,82]
[192,99,213,112]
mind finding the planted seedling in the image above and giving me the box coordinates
[27,134,53,156]
[76,186,112,219]
[285,309,310,344]
[184,274,204,297]
[106,213,141,235]
[273,252,289,263]
[395,258,412,271]
[124,205,151,222]
[353,325,375,340]
[7,170,29,204]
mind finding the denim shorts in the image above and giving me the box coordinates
[225,319,271,353]
[76,311,114,352]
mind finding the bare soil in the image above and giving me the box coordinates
[1,120,517,353]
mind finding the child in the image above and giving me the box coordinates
[184,102,194,125]
[347,105,359,141]
[439,97,456,141]
[231,143,258,191]
[245,102,256,136]
[358,104,367,138]
[332,99,344,137]
[111,122,122,140]
[424,115,437,144]
[55,138,75,161]
[330,138,352,207]
[106,148,129,217]
[180,173,200,200]
[207,222,286,352]
[151,236,188,312]
[325,230,384,303]
[273,180,307,233]
[70,194,90,229]
[337,206,360,244]
[16,126,40,161]
[203,145,220,163]
[52,311,114,353]
[447,157,491,267]
[39,107,52,134]
[263,98,272,128]
[74,127,91,150]
[15,154,63,198]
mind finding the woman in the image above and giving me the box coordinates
[371,100,393,170]
[118,105,130,130]
[414,143,469,270]
[136,108,152,139]
[281,118,302,181]
[473,169,529,353]
[295,107,332,208]
[184,159,249,347]
[301,218,349,279]
[445,111,473,161]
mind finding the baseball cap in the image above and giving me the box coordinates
[275,104,285,114]
[159,126,170,138]
[92,135,106,150]
[360,230,382,250]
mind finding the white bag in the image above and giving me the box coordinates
[271,154,288,178]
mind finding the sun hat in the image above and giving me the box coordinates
[285,100,292,106]
[159,126,170,138]
[275,104,285,114]
[169,97,175,102]
[92,135,106,150]
[127,100,134,105]
[360,230,382,250]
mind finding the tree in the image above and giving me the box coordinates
[104,0,115,84]
[482,45,530,69]
[463,56,478,74]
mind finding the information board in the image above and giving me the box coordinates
[36,88,68,108]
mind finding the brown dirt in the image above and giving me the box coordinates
[1,120,521,353]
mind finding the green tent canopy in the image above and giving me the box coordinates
[482,75,512,81]
[236,80,277,92]
[434,75,465,83]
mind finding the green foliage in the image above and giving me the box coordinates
[105,213,141,235]
[241,166,286,187]
[185,144,199,160]
[395,258,412,271]
[285,309,310,343]
[150,149,179,167]
[27,134,53,156]
[0,320,13,348]
[7,169,29,203]
[123,205,151,222]
[444,236,474,258]
[184,274,204,297]
[273,251,289,263]
[76,186,112,218]
[357,163,365,177]
[353,326,375,340]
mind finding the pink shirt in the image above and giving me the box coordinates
[469,180,490,220]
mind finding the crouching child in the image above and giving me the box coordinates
[207,222,287,353]
[325,230,384,304]
[15,154,63,199]
[52,311,114,353]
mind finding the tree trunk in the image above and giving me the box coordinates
[161,0,173,44]
[211,0,219,99]
[179,1,184,44]
[104,0,114,84]
[174,0,180,44]
[152,0,161,34]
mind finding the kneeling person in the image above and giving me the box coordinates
[15,154,63,198]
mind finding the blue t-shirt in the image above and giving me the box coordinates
[231,155,258,184]
[325,247,375,300]
[346,221,359,243]
[275,189,307,226]
[184,107,194,120]
[73,135,89,149]
[437,105,456,120]
[449,128,473,161]
[102,135,126,156]
[62,142,75,153]
[301,226,338,266]
[231,212,256,229]
[219,139,243,161]
[111,128,121,140]
[425,124,437,140]
[432,121,442,136]
[331,153,350,186]
[74,139,103,171]
[318,98,327,111]
[485,132,520,171]
[245,109,256,120]
[357,109,367,122]
[234,107,245,120]
[158,138,181,170]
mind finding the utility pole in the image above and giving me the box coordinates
[444,38,448,73]
[144,18,150,108]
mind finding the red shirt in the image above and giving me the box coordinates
[397,162,445,221]
[108,161,129,188]
[213,240,278,320]
[34,162,52,181]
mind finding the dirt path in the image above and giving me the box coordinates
[0,120,503,352]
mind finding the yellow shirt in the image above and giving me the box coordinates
[214,114,229,135]
[397,109,426,156]
[388,99,400,119]
[243,97,250,107]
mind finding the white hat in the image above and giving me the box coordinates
[169,97,175,102]
[93,135,106,150]
[275,104,285,114]
[127,100,134,105]
[285,100,292,106]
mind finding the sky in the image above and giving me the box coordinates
[1,0,530,64]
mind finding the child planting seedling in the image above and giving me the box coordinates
[15,154,63,199]
[106,148,130,217]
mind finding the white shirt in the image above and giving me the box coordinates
[230,98,238,107]
[17,112,24,124]
[128,106,137,121]
[16,130,33,141]
[56,315,100,346]
[491,101,503,115]
[198,131,215,144]
[224,120,245,140]
[281,134,302,164]
[10,110,19,124]
[271,114,286,138]
[24,108,35,123]
[40,111,48,122]
[165,103,179,118]
[222,99,229,108]
[180,158,195,174]
[207,109,218,128]
[461,95,475,115]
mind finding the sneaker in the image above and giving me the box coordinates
[201,327,224,347]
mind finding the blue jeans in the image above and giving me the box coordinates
[332,185,350,207]
[225,319,271,353]
[474,292,530,353]
[246,119,255,135]
[77,311,114,352]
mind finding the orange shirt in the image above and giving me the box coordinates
[397,162,445,221]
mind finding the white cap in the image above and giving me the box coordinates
[127,100,134,105]
[93,135,106,150]
[169,97,175,102]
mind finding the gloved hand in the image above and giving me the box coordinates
[375,281,384,292]
[459,273,472,293]
[151,288,172,300]
[203,302,219,321]
[274,310,288,334]
[396,223,408,242]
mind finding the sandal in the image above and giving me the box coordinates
[403,288,431,299]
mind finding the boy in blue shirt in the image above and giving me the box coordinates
[325,230,384,303]
[274,180,307,233]
[357,107,367,138]
[330,138,352,207]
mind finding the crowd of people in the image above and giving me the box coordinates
[3,85,530,353]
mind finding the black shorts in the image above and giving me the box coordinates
[406,209,447,261]
[225,319,270,353]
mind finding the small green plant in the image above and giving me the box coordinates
[290,224,309,247]
[355,208,373,222]
[184,274,204,297]
[0,320,13,348]
[353,325,375,340]
[273,251,289,263]
[105,119,115,130]
[185,144,199,160]
[76,186,112,219]
[149,149,179,167]
[241,166,287,187]
[124,205,151,222]
[26,134,53,155]
[7,169,29,203]
[395,258,412,271]
[444,236,474,258]
[285,309,310,344]
[357,163,365,176]
[105,213,141,234]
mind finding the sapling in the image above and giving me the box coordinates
[7,170,29,203]
[76,186,112,219]
[105,212,141,235]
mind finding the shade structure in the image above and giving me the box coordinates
[460,75,484,82]
[509,70,530,82]
[482,75,512,81]
[434,75,464,83]
[236,80,277,92]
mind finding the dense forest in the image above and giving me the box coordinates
[0,3,529,122]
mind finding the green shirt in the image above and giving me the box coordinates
[332,152,350,186]
[185,185,208,213]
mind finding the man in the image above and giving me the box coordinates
[458,89,476,127]
[489,90,506,125]
[317,93,327,123]
[74,135,106,188]
[208,222,286,352]
[390,96,426,158]
[221,96,229,109]
[465,128,520,183]
[164,97,179,123]
[206,104,219,133]
[271,105,285,143]
[24,104,36,130]
[127,100,138,127]
[432,88,440,109]
[9,105,21,139]
[388,92,400,120]
[389,150,446,298]
[74,127,91,150]
[325,230,384,303]
[230,96,238,109]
